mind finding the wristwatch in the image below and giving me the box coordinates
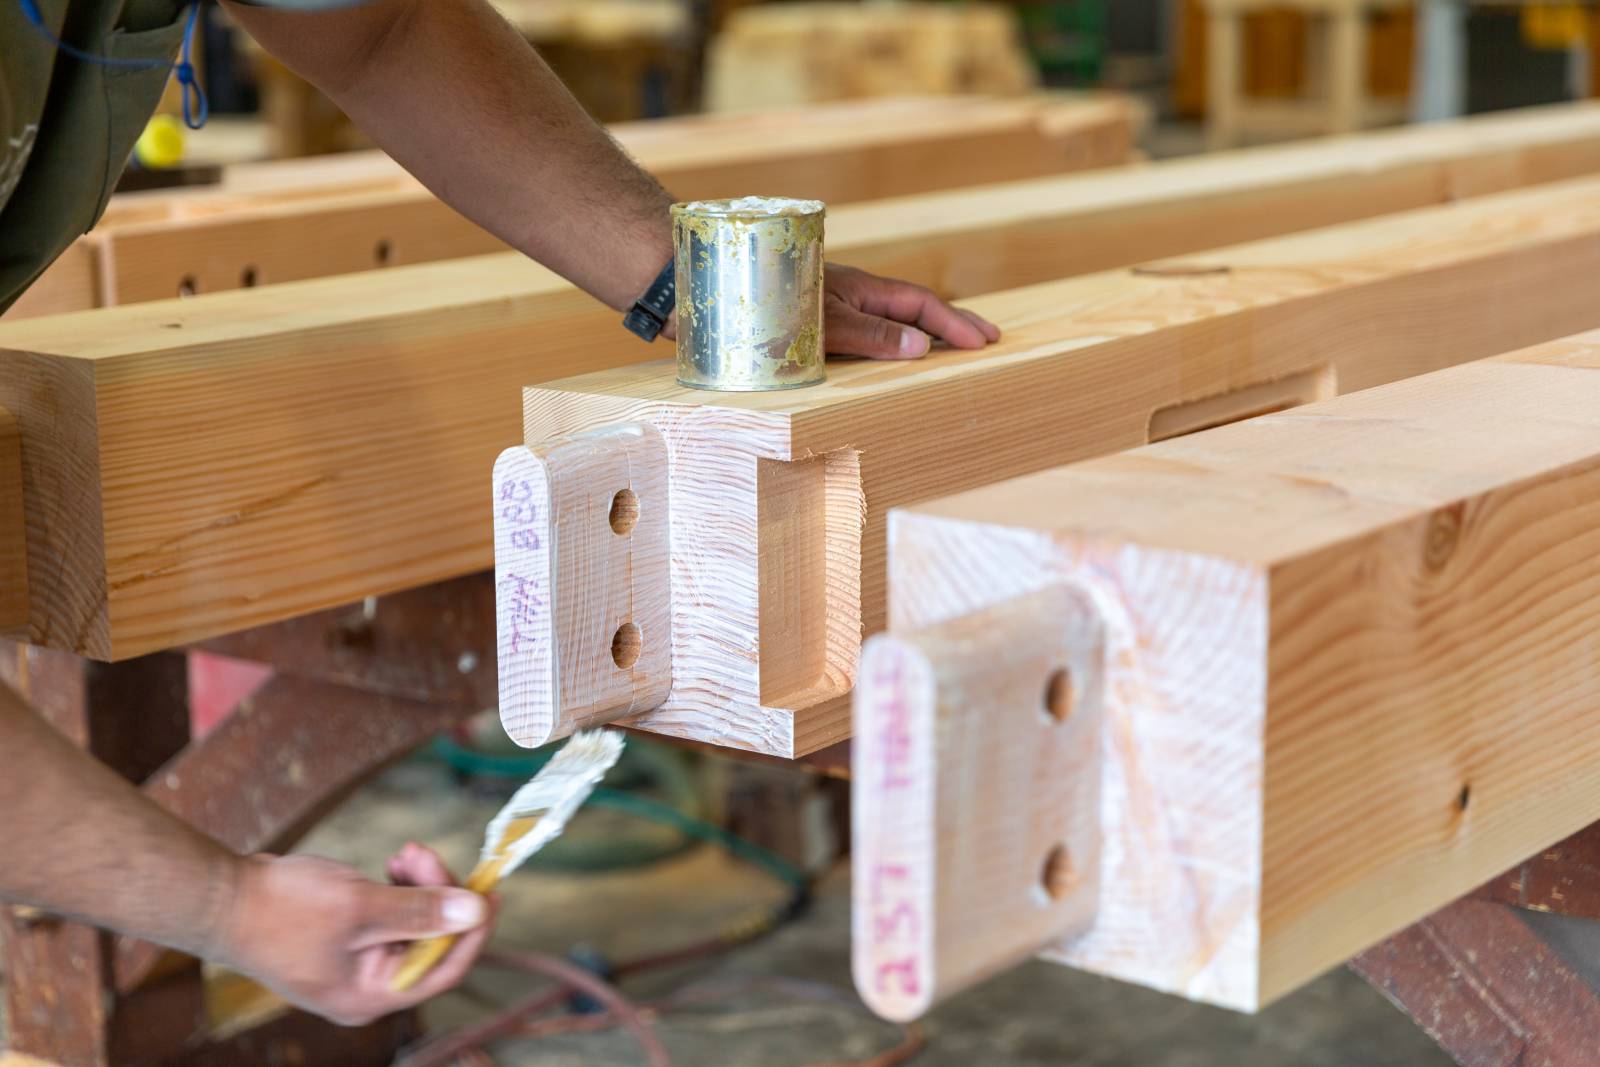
[623,258,676,342]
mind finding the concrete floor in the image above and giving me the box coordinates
[292,757,1456,1067]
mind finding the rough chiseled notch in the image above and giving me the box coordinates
[853,584,1105,1021]
[494,424,671,747]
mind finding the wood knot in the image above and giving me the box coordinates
[1131,263,1231,278]
[1424,503,1465,571]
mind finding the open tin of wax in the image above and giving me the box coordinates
[671,196,826,391]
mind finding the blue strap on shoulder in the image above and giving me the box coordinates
[17,0,208,128]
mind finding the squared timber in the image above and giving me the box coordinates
[519,173,1600,757]
[883,331,1600,1012]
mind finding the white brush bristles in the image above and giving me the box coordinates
[478,729,626,874]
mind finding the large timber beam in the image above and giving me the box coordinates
[507,174,1600,757]
[5,93,1138,318]
[9,97,1600,321]
[855,331,1600,1016]
[207,91,1139,201]
[9,117,1600,663]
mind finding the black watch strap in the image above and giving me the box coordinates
[623,258,676,342]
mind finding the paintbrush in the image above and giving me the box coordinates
[390,729,625,992]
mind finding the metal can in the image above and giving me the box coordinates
[671,196,826,391]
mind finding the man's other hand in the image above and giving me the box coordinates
[217,843,493,1026]
[824,263,1000,360]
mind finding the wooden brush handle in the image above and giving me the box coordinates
[390,931,461,993]
[388,863,498,993]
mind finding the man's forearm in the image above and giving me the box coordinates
[0,682,238,959]
[226,0,674,312]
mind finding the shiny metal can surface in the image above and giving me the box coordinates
[672,196,826,391]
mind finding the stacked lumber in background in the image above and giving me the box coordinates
[1172,0,1414,117]
[506,172,1600,757]
[857,329,1600,1016]
[705,2,1037,112]
[4,93,1137,321]
[5,103,1600,664]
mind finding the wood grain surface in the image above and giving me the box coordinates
[884,331,1600,1011]
[520,173,1600,756]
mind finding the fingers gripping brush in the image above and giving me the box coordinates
[390,729,625,992]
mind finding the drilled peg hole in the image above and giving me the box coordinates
[612,622,642,670]
[609,489,639,535]
[1041,844,1074,901]
[240,265,259,288]
[1044,668,1074,724]
[374,239,393,266]
[177,275,198,297]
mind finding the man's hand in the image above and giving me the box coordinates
[217,844,493,1026]
[824,264,1000,360]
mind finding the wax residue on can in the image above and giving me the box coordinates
[672,196,826,391]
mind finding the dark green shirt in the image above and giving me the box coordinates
[0,0,189,312]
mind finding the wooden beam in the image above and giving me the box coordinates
[513,173,1600,757]
[3,241,102,319]
[0,407,24,634]
[12,97,1600,320]
[870,331,1600,1013]
[837,99,1600,298]
[9,106,1600,663]
[0,262,595,659]
[18,94,1594,321]
[6,94,1138,316]
[205,92,1138,200]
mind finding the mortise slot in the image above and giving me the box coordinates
[1147,367,1335,443]
[758,456,828,704]
[756,451,863,711]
